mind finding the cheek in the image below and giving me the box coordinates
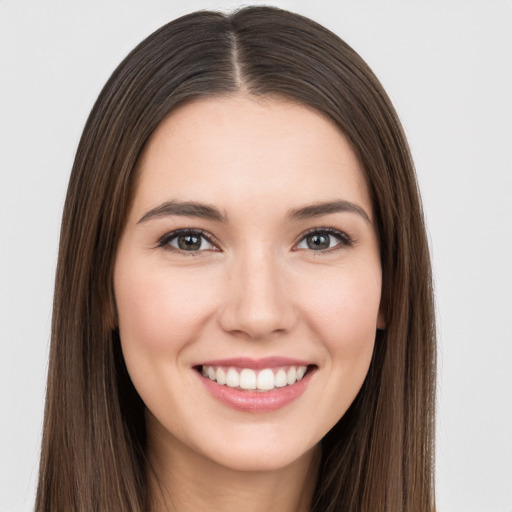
[114,261,219,357]
[299,263,381,365]
[113,259,223,422]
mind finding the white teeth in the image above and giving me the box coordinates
[216,367,226,385]
[201,365,309,391]
[275,369,287,388]
[225,368,240,388]
[257,369,275,390]
[239,369,257,390]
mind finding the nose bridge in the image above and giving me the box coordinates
[219,245,294,339]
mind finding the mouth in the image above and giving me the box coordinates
[195,364,315,392]
[193,359,317,412]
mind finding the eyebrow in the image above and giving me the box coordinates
[287,200,371,224]
[137,199,371,225]
[137,200,226,224]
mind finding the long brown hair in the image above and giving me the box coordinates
[36,6,436,511]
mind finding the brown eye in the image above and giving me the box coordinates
[159,230,216,252]
[177,234,202,251]
[306,233,330,250]
[296,229,352,251]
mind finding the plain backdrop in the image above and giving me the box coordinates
[1,1,511,511]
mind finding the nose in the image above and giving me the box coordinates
[218,251,297,340]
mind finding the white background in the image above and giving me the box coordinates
[1,1,511,511]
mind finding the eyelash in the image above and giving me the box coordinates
[294,227,353,253]
[157,229,217,254]
[156,227,353,254]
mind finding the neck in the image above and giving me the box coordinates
[146,420,321,512]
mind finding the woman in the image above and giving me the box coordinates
[36,6,436,511]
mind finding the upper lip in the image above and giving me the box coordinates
[194,357,314,369]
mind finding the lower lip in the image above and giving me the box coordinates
[198,370,313,413]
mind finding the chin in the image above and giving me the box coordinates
[213,450,315,474]
[195,431,319,474]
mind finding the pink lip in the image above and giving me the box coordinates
[195,356,312,370]
[196,363,315,413]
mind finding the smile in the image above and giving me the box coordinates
[195,358,316,412]
[201,365,308,391]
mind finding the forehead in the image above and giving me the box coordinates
[131,94,372,221]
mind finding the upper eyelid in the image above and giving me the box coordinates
[157,228,219,249]
[156,226,352,250]
[295,226,352,244]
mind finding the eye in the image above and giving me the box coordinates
[158,229,217,252]
[296,228,352,251]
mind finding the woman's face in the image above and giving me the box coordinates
[114,95,383,473]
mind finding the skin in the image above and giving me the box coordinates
[114,95,384,511]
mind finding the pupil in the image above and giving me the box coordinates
[178,234,201,250]
[308,233,329,250]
